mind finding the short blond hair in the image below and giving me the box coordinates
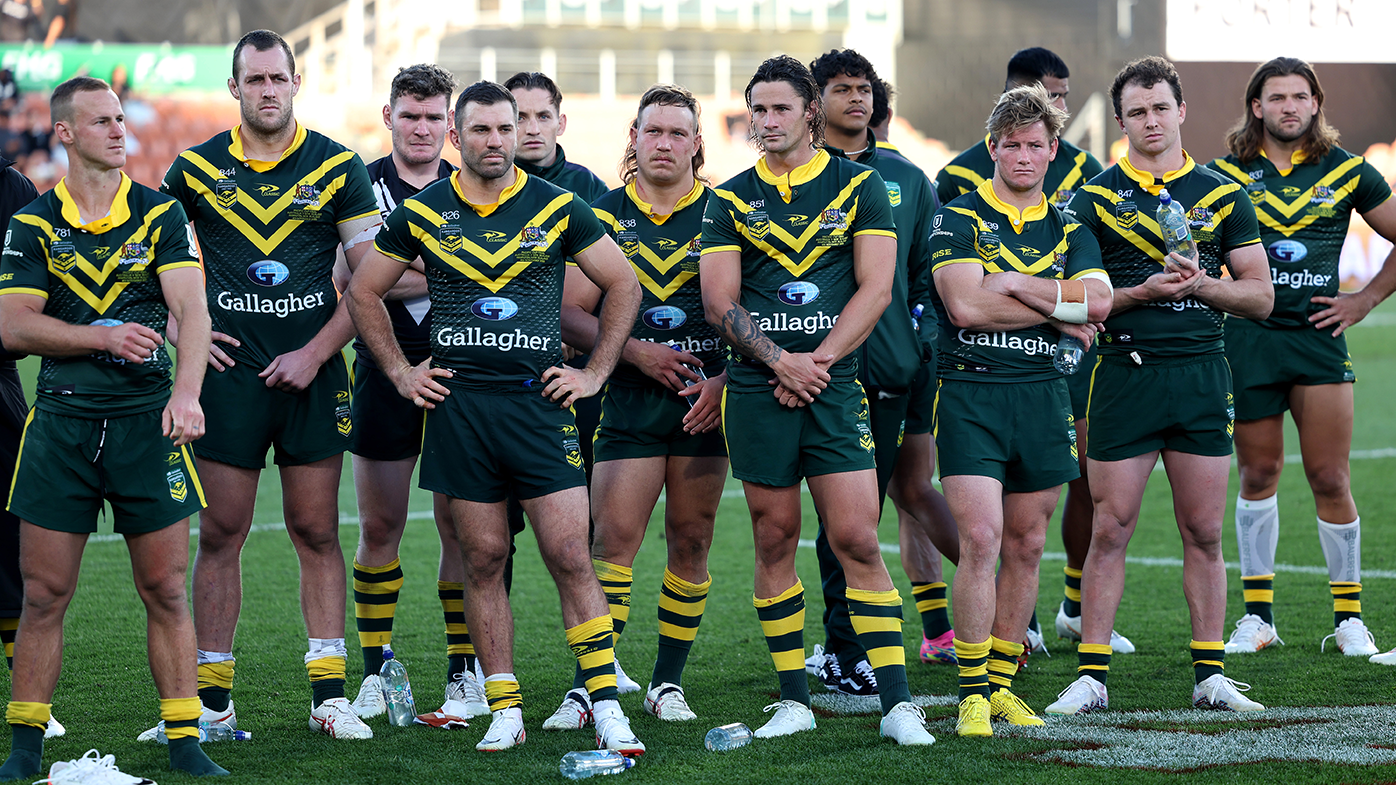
[986,83,1067,143]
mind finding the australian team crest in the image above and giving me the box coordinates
[1246,181,1267,205]
[295,184,320,205]
[167,469,188,502]
[50,241,76,273]
[520,225,548,249]
[976,232,1001,262]
[1312,185,1335,204]
[747,212,770,240]
[820,208,847,229]
[617,231,640,258]
[1187,206,1214,230]
[121,242,148,263]
[439,224,463,254]
[886,182,902,207]
[1115,201,1138,231]
[215,179,237,211]
[1052,188,1074,207]
[687,237,701,255]
[335,390,352,437]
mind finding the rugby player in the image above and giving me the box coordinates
[1047,56,1273,714]
[344,64,489,723]
[156,30,381,739]
[931,84,1110,736]
[801,50,960,695]
[0,76,225,779]
[1206,57,1396,660]
[700,54,932,745]
[543,84,726,727]
[346,80,646,754]
[933,48,1123,656]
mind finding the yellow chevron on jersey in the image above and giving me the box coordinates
[1211,155,1366,238]
[943,185,1064,276]
[1082,160,1243,268]
[594,180,704,302]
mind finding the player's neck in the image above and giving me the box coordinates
[393,150,442,190]
[63,159,122,224]
[635,173,694,215]
[989,173,1044,213]
[1125,140,1186,178]
[762,142,815,177]
[237,119,298,162]
[1260,133,1304,167]
[824,125,868,161]
[456,165,517,206]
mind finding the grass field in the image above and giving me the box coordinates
[9,305,1396,784]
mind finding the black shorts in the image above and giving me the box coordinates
[349,359,425,462]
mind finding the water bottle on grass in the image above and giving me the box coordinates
[705,722,753,751]
[559,750,634,779]
[381,648,417,726]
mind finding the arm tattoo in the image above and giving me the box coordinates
[717,303,783,366]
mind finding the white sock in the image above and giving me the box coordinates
[197,649,234,665]
[484,672,518,684]
[1235,493,1279,578]
[1317,515,1360,583]
[592,698,621,719]
[304,637,347,664]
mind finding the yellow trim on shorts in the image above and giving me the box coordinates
[931,379,941,439]
[181,444,207,508]
[7,408,34,508]
[720,386,730,457]
[1085,353,1104,422]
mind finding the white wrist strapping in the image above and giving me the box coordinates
[343,222,381,251]
[1051,279,1089,324]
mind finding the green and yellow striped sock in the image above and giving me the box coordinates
[197,660,234,712]
[159,696,202,742]
[954,638,992,701]
[353,558,402,678]
[1332,581,1362,626]
[0,703,47,779]
[0,618,16,669]
[572,560,632,691]
[1063,567,1083,618]
[848,587,911,714]
[1191,640,1224,684]
[483,674,522,712]
[438,581,473,679]
[911,581,951,639]
[988,636,1023,692]
[307,655,347,708]
[755,582,810,707]
[567,615,618,705]
[1243,574,1274,625]
[652,569,710,687]
[1078,643,1111,685]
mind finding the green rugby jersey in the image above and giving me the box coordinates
[828,130,939,393]
[936,135,1103,210]
[930,181,1105,383]
[518,143,609,203]
[374,168,606,389]
[700,149,896,393]
[160,123,379,368]
[592,179,724,387]
[0,174,200,416]
[1208,147,1392,329]
[1064,153,1261,357]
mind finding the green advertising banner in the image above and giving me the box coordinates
[0,42,231,94]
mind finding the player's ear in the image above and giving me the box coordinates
[227,76,238,101]
[291,72,302,97]
[448,126,461,152]
[382,104,392,131]
[1178,100,1186,125]
[557,112,567,136]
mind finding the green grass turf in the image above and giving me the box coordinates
[8,303,1396,783]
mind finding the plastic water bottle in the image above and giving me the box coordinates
[559,750,634,779]
[154,720,251,743]
[1156,188,1197,262]
[673,344,707,408]
[704,722,753,751]
[1053,335,1085,376]
[911,304,924,331]
[380,647,417,726]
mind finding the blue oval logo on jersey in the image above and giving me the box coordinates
[90,318,122,327]
[642,306,687,331]
[246,260,289,287]
[471,297,518,321]
[1267,240,1307,264]
[777,281,820,306]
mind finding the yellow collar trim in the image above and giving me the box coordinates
[229,122,308,173]
[1260,148,1307,176]
[55,173,133,234]
[757,149,830,202]
[1118,151,1196,195]
[455,166,528,217]
[625,178,703,225]
[976,180,1047,233]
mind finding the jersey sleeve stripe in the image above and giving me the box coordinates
[0,287,47,299]
[931,257,984,272]
[373,244,414,263]
[700,245,741,256]
[853,229,897,238]
[337,210,380,224]
[153,261,204,273]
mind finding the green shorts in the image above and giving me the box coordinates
[934,378,1078,493]
[419,388,587,503]
[868,391,909,501]
[8,407,206,533]
[592,383,727,462]
[1066,342,1098,421]
[349,359,424,462]
[722,380,876,487]
[195,352,354,469]
[1087,353,1234,462]
[903,363,936,435]
[1224,318,1354,422]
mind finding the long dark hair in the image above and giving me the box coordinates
[1224,57,1339,164]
